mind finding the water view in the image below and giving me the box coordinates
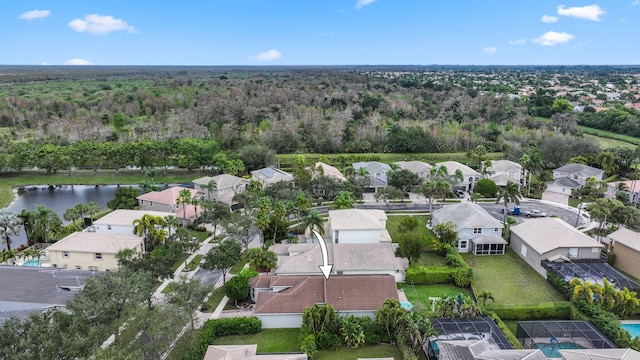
[3,184,131,249]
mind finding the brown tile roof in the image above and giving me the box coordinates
[253,275,398,315]
[137,186,199,205]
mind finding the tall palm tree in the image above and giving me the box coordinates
[420,180,438,215]
[176,189,193,224]
[301,210,326,237]
[31,205,62,244]
[0,210,22,251]
[18,209,34,246]
[164,215,180,237]
[85,201,100,225]
[133,214,167,252]
[191,196,201,224]
[294,193,311,233]
[115,248,136,267]
[600,278,620,310]
[203,179,218,201]
[520,152,545,197]
[496,181,522,225]
[63,207,81,225]
[616,287,640,318]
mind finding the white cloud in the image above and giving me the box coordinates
[64,58,93,65]
[508,38,527,45]
[633,0,640,5]
[355,0,376,10]
[18,9,50,20]
[483,47,497,54]
[557,4,606,21]
[68,14,135,35]
[533,31,574,46]
[40,62,51,65]
[541,15,559,23]
[251,50,282,62]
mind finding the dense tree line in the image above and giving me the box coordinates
[0,68,601,158]
[578,106,640,137]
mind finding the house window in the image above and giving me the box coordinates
[569,248,579,258]
[107,225,112,230]
[459,240,468,249]
[521,245,527,257]
[494,228,499,232]
[573,175,579,180]
[473,228,482,234]
[140,200,144,205]
[95,253,103,261]
[62,251,69,258]
[88,266,99,271]
[508,171,515,178]
[149,201,153,206]
[75,265,82,270]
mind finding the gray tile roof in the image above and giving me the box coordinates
[559,349,640,360]
[438,340,546,360]
[352,161,391,173]
[0,267,97,324]
[553,176,581,188]
[432,203,503,230]
[554,163,604,177]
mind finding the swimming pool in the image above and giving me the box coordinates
[533,342,585,358]
[22,260,40,267]
[621,323,640,339]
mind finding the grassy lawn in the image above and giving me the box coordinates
[386,214,434,244]
[189,229,212,242]
[503,320,519,337]
[183,254,203,272]
[211,328,300,352]
[317,344,403,360]
[462,249,564,306]
[162,281,179,294]
[415,251,447,267]
[583,133,636,149]
[578,126,639,147]
[230,254,250,274]
[398,283,470,312]
[201,286,226,312]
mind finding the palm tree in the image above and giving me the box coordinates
[0,210,22,251]
[570,278,603,304]
[191,196,201,224]
[115,248,136,267]
[164,215,180,237]
[18,209,34,246]
[31,205,62,244]
[420,180,438,215]
[470,192,482,204]
[176,189,193,224]
[520,152,545,197]
[203,179,218,201]
[1,248,18,265]
[133,214,167,252]
[616,287,640,318]
[332,191,356,209]
[496,181,522,225]
[477,291,495,305]
[301,210,326,237]
[63,207,81,225]
[294,193,311,233]
[85,201,100,225]
[600,278,620,310]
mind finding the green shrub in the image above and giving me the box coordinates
[489,302,572,320]
[488,311,523,349]
[475,179,499,197]
[546,270,573,300]
[574,299,640,350]
[315,333,341,350]
[181,317,261,360]
[453,267,474,287]
[300,334,318,360]
[406,265,454,285]
[225,275,249,301]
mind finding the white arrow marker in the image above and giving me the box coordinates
[312,230,333,280]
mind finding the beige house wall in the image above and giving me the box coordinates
[612,243,640,280]
[48,247,141,271]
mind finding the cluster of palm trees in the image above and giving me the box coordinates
[0,246,44,265]
[133,214,169,252]
[569,278,640,318]
[62,202,100,227]
[419,165,464,215]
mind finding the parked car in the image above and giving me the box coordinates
[578,202,590,210]
[525,209,547,218]
[454,189,465,198]
[501,206,521,215]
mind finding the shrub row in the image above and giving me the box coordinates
[182,317,262,360]
[488,302,573,321]
[488,311,523,349]
[546,270,573,300]
[574,299,640,350]
[406,265,455,285]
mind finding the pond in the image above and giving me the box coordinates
[3,184,132,249]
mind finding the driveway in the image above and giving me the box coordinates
[542,191,570,206]
[477,200,587,228]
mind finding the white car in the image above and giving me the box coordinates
[578,203,590,210]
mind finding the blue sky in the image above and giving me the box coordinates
[2,1,639,66]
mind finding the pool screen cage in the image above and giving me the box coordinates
[431,317,513,349]
[542,260,640,293]
[516,321,617,350]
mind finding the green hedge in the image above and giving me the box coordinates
[574,299,640,350]
[546,270,573,300]
[182,317,262,360]
[488,311,523,349]
[406,265,455,285]
[488,302,573,321]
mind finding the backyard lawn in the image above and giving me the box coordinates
[386,214,434,244]
[317,344,403,360]
[398,283,471,313]
[211,328,301,352]
[462,249,564,306]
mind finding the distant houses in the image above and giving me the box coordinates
[193,174,250,210]
[251,167,294,188]
[395,161,432,180]
[431,203,505,254]
[486,160,525,188]
[435,161,480,191]
[352,161,391,193]
[137,186,201,225]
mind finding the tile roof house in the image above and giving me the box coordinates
[320,209,391,244]
[352,161,391,192]
[251,167,294,187]
[605,180,640,206]
[137,186,201,224]
[431,203,504,254]
[249,275,399,328]
[394,161,433,179]
[610,228,640,280]
[552,164,604,187]
[436,340,546,360]
[270,243,408,282]
[435,161,481,191]
[203,344,307,360]
[486,160,525,188]
[90,209,173,235]
[46,232,144,271]
[510,218,603,277]
[193,174,250,209]
[0,267,96,325]
[311,162,346,182]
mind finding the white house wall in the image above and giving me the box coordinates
[332,229,380,244]
[457,227,502,253]
[546,183,572,194]
[256,314,303,329]
[92,224,135,235]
